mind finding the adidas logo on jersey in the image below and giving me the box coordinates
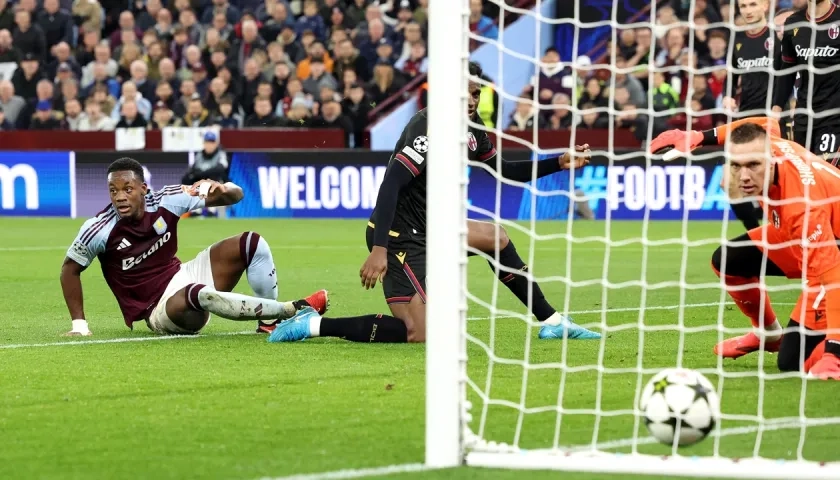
[795,45,839,58]
[117,238,132,250]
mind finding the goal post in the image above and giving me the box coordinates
[425,0,840,477]
[425,0,469,469]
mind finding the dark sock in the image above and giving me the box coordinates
[320,314,408,343]
[490,241,556,321]
[731,200,762,230]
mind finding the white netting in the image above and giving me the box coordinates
[449,0,840,477]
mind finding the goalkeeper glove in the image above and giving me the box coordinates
[649,129,705,161]
[65,319,92,336]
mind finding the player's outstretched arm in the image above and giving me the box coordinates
[60,257,92,336]
[188,180,244,207]
[480,145,591,182]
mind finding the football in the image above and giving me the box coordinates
[639,368,720,447]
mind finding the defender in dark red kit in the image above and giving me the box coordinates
[60,157,327,336]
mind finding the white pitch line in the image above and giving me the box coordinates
[0,331,255,350]
[258,463,430,480]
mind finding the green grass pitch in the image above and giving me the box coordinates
[0,217,836,480]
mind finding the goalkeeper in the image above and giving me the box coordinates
[266,62,601,344]
[650,117,840,380]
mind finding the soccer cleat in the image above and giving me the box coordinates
[268,306,319,343]
[807,353,840,380]
[304,289,330,315]
[256,290,329,334]
[713,332,781,359]
[538,316,602,340]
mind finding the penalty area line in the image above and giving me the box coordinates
[257,463,431,480]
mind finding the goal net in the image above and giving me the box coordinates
[426,0,840,478]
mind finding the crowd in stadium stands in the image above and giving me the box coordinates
[0,0,516,144]
[467,0,798,141]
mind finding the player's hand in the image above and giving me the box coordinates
[360,246,388,290]
[559,144,591,170]
[649,129,704,160]
[722,97,738,112]
[188,180,226,199]
[64,319,92,336]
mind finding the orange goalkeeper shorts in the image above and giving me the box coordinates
[748,227,827,330]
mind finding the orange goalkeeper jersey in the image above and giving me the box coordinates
[723,118,840,282]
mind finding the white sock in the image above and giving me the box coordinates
[245,234,279,300]
[543,312,566,326]
[759,319,783,341]
[309,316,322,337]
[196,288,296,320]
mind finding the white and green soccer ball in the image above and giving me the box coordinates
[639,368,721,447]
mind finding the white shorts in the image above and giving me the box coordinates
[147,247,216,335]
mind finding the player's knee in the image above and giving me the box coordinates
[496,226,510,249]
[710,246,723,274]
[238,231,265,265]
[777,352,800,372]
[406,322,426,343]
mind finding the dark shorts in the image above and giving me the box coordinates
[366,223,427,305]
[793,123,840,163]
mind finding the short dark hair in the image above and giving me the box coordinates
[468,61,482,78]
[107,157,144,180]
[729,122,767,144]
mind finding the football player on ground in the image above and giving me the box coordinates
[650,117,840,379]
[60,158,327,337]
[773,0,840,162]
[266,61,601,344]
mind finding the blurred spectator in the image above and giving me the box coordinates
[245,95,284,126]
[0,80,25,125]
[148,100,181,128]
[613,56,646,107]
[48,42,81,79]
[650,71,679,112]
[0,104,12,130]
[543,93,574,130]
[396,21,422,62]
[240,57,264,115]
[77,96,116,130]
[109,11,143,49]
[112,80,152,121]
[55,77,80,112]
[182,131,229,184]
[262,2,294,43]
[373,38,396,66]
[345,0,367,27]
[130,60,157,100]
[578,77,608,110]
[296,41,334,79]
[37,0,73,52]
[136,0,162,31]
[179,8,204,47]
[0,28,16,62]
[233,19,266,71]
[153,8,174,43]
[115,98,147,128]
[63,98,83,130]
[579,102,609,129]
[302,58,337,96]
[333,38,369,82]
[468,0,497,42]
[182,93,212,126]
[508,96,539,131]
[201,0,240,26]
[13,9,46,60]
[341,81,369,144]
[366,60,400,106]
[81,44,117,88]
[213,94,243,127]
[296,0,326,42]
[0,0,13,32]
[11,53,44,102]
[30,99,64,129]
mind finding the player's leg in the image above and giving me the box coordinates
[466,219,600,340]
[778,311,826,373]
[205,231,328,332]
[268,229,424,343]
[711,229,786,358]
